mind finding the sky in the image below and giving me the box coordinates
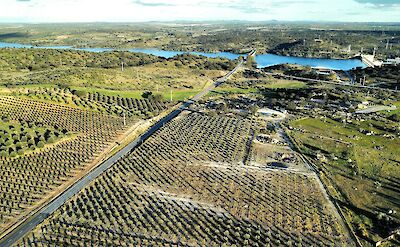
[0,0,399,23]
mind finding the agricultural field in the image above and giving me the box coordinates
[18,112,353,246]
[194,71,400,246]
[0,117,69,158]
[0,95,140,236]
[0,46,244,241]
[10,86,170,118]
[1,21,399,247]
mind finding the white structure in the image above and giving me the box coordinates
[257,108,286,120]
[361,55,383,68]
[383,57,400,65]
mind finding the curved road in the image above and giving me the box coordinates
[0,59,243,247]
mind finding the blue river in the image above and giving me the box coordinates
[0,41,365,70]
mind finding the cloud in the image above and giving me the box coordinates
[354,0,400,7]
[131,0,316,14]
[1,0,400,22]
[132,0,174,7]
[210,0,317,14]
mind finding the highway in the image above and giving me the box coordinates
[0,58,243,247]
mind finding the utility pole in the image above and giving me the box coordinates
[373,47,377,57]
[121,62,124,71]
[361,47,363,54]
[170,90,173,102]
[386,39,389,50]
[363,75,366,86]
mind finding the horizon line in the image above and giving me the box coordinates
[1,20,400,25]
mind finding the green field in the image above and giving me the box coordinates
[227,69,307,90]
[289,117,400,243]
[263,79,306,89]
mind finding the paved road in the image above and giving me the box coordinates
[0,59,243,247]
[191,60,243,101]
[355,105,397,114]
[261,70,398,92]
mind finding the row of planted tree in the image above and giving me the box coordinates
[19,113,351,246]
[0,96,132,234]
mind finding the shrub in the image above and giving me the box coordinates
[73,90,88,98]
[47,136,56,144]
[389,113,400,122]
[37,141,45,148]
[5,139,13,146]
[142,91,153,99]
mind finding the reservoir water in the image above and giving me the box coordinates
[0,41,365,70]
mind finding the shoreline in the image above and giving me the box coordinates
[0,41,366,70]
